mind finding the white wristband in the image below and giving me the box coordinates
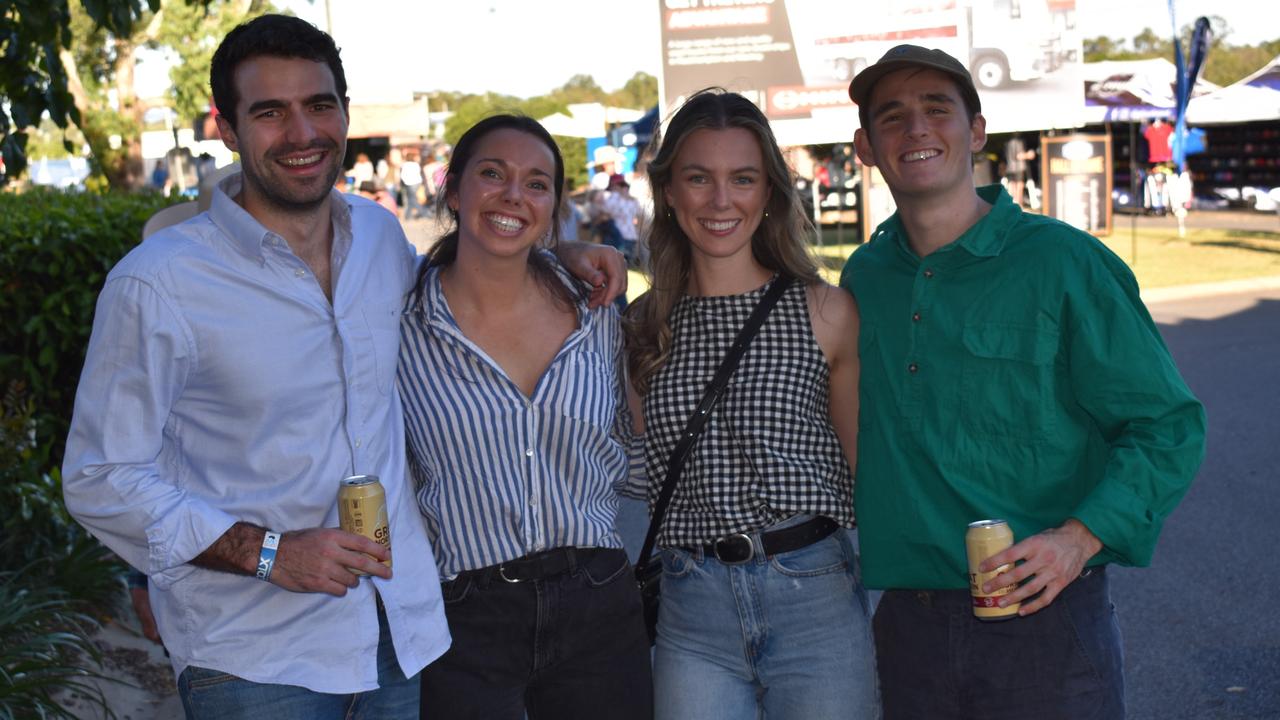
[256,531,280,582]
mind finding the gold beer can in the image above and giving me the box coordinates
[338,474,391,575]
[966,519,1019,621]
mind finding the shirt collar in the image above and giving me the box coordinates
[416,256,592,337]
[881,184,1019,260]
[209,172,355,261]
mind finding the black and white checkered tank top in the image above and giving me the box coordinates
[643,275,856,547]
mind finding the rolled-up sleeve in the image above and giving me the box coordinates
[1066,271,1207,567]
[62,275,238,587]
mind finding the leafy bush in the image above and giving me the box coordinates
[0,188,171,717]
[0,383,126,613]
[0,571,118,720]
[0,188,178,473]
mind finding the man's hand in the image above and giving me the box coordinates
[979,518,1103,616]
[555,240,627,309]
[129,586,162,645]
[270,527,392,596]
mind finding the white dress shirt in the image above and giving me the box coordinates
[62,174,450,692]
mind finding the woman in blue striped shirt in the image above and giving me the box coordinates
[397,115,652,719]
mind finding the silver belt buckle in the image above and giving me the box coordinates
[498,565,525,583]
[714,533,754,564]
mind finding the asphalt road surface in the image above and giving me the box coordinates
[618,280,1280,719]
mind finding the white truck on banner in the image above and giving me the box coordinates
[657,0,1084,144]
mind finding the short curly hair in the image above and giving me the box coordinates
[210,14,347,130]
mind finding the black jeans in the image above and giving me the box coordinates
[873,566,1124,720]
[420,547,653,720]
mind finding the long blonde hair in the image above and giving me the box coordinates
[625,88,821,394]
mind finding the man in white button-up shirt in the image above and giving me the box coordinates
[62,15,624,718]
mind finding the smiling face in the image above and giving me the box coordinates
[216,55,348,215]
[448,127,558,261]
[664,126,770,264]
[854,67,986,203]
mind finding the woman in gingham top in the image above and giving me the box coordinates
[624,90,878,718]
[397,115,651,719]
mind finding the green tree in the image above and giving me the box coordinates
[551,74,607,105]
[1083,18,1280,87]
[608,72,658,110]
[157,0,273,123]
[0,0,161,179]
[56,0,274,189]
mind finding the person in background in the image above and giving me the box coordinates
[399,114,651,719]
[358,180,398,215]
[399,150,425,220]
[559,176,585,243]
[150,159,169,190]
[1003,134,1034,207]
[625,88,876,719]
[602,173,642,265]
[351,151,375,186]
[842,44,1206,719]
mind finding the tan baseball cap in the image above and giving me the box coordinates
[848,44,982,114]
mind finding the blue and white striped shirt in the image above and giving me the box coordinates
[397,260,633,579]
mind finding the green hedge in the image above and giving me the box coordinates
[0,188,179,474]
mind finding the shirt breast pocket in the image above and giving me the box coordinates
[557,349,615,428]
[361,299,403,396]
[960,323,1059,442]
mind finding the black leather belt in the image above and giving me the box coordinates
[689,516,840,565]
[456,547,618,585]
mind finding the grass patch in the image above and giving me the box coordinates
[622,224,1280,298]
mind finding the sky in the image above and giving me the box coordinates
[138,0,1280,102]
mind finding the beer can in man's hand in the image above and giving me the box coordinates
[338,474,391,575]
[966,519,1019,621]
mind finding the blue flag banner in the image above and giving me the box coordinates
[1169,6,1213,172]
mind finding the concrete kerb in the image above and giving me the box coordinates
[1141,275,1280,304]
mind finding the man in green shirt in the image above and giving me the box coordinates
[840,45,1206,719]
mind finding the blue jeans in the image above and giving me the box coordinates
[421,548,652,719]
[177,600,417,719]
[653,526,879,719]
[873,566,1124,720]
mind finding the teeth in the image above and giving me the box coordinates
[700,219,739,232]
[903,149,939,162]
[485,213,524,232]
[280,153,322,167]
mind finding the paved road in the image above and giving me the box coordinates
[619,280,1280,719]
[1114,284,1280,719]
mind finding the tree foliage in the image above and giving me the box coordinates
[1084,16,1280,87]
[0,0,160,179]
[1,0,271,188]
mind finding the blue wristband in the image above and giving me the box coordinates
[256,531,280,582]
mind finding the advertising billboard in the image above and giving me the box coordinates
[657,0,1084,145]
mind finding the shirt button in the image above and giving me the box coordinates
[923,268,935,279]
[908,362,919,374]
[912,311,921,322]
[295,268,306,278]
[355,438,362,448]
[525,448,534,457]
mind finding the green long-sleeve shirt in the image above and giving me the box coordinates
[840,186,1206,590]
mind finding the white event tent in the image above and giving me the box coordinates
[1185,55,1280,125]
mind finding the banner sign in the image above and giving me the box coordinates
[657,0,1085,145]
[1040,134,1112,235]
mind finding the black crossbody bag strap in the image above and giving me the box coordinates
[635,275,794,571]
